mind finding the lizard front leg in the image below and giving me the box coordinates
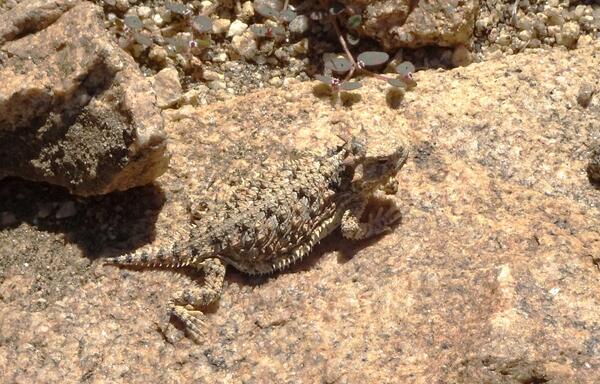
[340,192,402,240]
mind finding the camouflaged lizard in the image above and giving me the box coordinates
[106,135,409,342]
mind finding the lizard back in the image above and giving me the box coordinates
[190,144,359,274]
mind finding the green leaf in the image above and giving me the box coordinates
[195,39,211,48]
[346,15,362,29]
[315,75,334,85]
[255,5,279,18]
[280,9,297,23]
[357,51,389,67]
[395,61,415,76]
[165,36,191,49]
[133,33,153,46]
[340,81,362,91]
[124,15,143,31]
[250,25,268,37]
[328,57,352,73]
[386,77,405,88]
[192,15,213,33]
[165,2,189,16]
[270,25,286,37]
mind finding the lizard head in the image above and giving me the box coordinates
[350,136,409,193]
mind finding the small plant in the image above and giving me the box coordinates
[251,1,297,41]
[120,15,154,50]
[315,51,417,107]
[256,1,418,107]
[115,1,215,69]
[164,2,214,57]
[255,2,297,24]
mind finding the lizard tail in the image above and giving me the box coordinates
[104,231,207,268]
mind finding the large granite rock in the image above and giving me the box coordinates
[344,0,479,48]
[0,0,169,196]
[0,41,599,382]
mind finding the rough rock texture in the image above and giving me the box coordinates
[345,0,479,48]
[152,67,182,109]
[1,42,600,383]
[0,0,169,196]
[0,0,77,45]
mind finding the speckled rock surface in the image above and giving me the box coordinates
[1,43,600,383]
[344,0,479,48]
[0,0,169,196]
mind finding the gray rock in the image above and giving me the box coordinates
[0,0,169,196]
[341,0,478,48]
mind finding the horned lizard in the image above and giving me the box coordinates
[106,135,409,342]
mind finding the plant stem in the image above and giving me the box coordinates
[511,0,519,25]
[330,14,358,83]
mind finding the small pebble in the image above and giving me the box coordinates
[181,86,209,106]
[55,201,77,219]
[203,69,223,81]
[290,39,307,56]
[208,80,227,90]
[148,45,167,65]
[231,33,258,59]
[556,21,580,48]
[153,67,182,108]
[116,0,129,12]
[495,32,511,46]
[199,1,216,15]
[289,15,310,34]
[451,45,472,67]
[239,1,255,21]
[269,76,282,87]
[137,5,152,19]
[227,20,248,38]
[577,83,595,108]
[518,30,532,42]
[212,18,231,34]
[152,13,164,27]
[212,52,228,62]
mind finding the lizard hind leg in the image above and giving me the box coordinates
[168,257,226,343]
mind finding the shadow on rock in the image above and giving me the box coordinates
[0,177,165,260]
[227,219,401,288]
